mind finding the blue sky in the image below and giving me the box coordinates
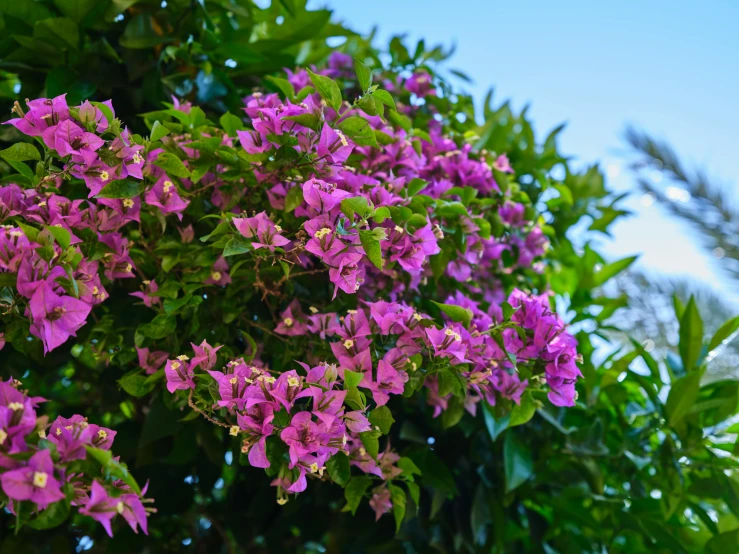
[316,0,739,302]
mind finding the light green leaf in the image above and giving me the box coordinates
[154,152,191,178]
[344,369,363,390]
[306,69,342,112]
[150,120,170,142]
[679,295,704,371]
[284,185,304,213]
[219,112,244,137]
[0,143,41,162]
[389,483,407,531]
[593,255,638,286]
[708,315,739,354]
[340,116,378,147]
[359,229,384,269]
[665,372,701,425]
[431,300,473,328]
[354,57,372,91]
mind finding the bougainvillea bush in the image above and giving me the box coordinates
[1,42,582,530]
[1,1,739,553]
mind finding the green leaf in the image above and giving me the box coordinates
[340,196,373,220]
[282,113,320,132]
[46,226,71,249]
[306,69,342,112]
[407,178,428,196]
[406,481,420,506]
[708,315,739,353]
[223,236,251,257]
[483,404,509,442]
[86,446,141,495]
[441,395,465,428]
[354,57,372,91]
[398,457,422,478]
[219,112,244,137]
[154,152,191,178]
[344,476,372,515]
[593,255,638,286]
[26,499,70,530]
[284,185,304,213]
[706,529,739,554]
[119,372,156,398]
[326,453,351,486]
[665,372,701,425]
[344,369,363,390]
[0,143,40,162]
[340,116,378,147]
[509,391,536,427]
[137,314,177,340]
[369,406,395,434]
[150,120,170,142]
[503,431,533,492]
[266,75,296,99]
[359,229,384,269]
[359,430,380,459]
[679,295,704,371]
[389,483,407,531]
[431,301,473,328]
[95,180,144,199]
[371,89,397,111]
[53,0,97,22]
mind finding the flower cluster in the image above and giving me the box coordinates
[0,378,152,535]
[166,285,578,516]
[0,55,581,526]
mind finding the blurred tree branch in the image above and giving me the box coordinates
[624,127,739,280]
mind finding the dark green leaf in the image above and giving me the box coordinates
[503,431,533,492]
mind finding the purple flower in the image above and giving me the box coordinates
[136,347,169,375]
[1,449,65,510]
[29,282,91,353]
[275,299,308,336]
[369,486,393,521]
[144,177,189,220]
[191,340,222,372]
[165,358,195,393]
[79,480,118,537]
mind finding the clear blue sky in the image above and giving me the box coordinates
[315,0,739,301]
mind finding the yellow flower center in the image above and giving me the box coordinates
[210,271,222,281]
[170,361,181,370]
[123,198,134,208]
[287,376,300,387]
[100,171,110,181]
[283,317,293,327]
[314,227,332,239]
[163,180,173,192]
[229,426,240,436]
[343,339,354,349]
[229,376,238,385]
[8,402,23,411]
[32,472,48,488]
[0,429,7,445]
[116,501,125,514]
[97,430,108,440]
